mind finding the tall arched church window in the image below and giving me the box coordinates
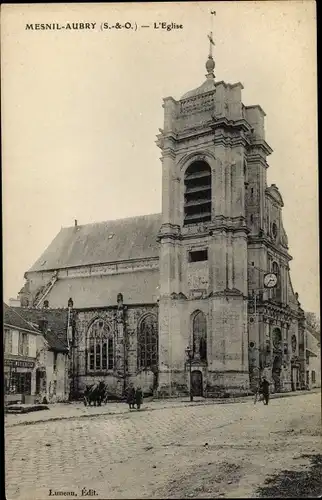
[184,161,212,225]
[138,314,158,371]
[272,261,282,302]
[87,319,114,372]
[272,327,282,350]
[192,311,207,362]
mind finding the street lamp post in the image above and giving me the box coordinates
[185,345,193,402]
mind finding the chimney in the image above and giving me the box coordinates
[74,219,78,227]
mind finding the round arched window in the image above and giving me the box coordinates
[273,328,282,349]
[291,335,297,353]
[272,222,278,239]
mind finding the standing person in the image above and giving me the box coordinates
[261,376,270,405]
[126,384,136,410]
[135,386,143,411]
[254,379,262,404]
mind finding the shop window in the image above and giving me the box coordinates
[11,372,32,395]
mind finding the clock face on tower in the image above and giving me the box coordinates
[263,273,278,288]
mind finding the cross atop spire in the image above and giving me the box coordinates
[205,11,216,79]
[208,31,215,58]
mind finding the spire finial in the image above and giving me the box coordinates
[206,11,216,80]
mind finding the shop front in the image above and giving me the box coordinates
[4,357,36,403]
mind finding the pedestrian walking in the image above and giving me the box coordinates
[254,380,263,404]
[260,376,270,405]
[135,386,143,410]
[126,384,136,410]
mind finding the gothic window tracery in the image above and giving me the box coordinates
[137,314,158,371]
[184,161,212,225]
[192,310,207,362]
[87,319,114,372]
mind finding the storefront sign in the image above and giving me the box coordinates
[4,359,35,369]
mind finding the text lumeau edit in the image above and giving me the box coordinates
[48,488,98,496]
[25,22,183,31]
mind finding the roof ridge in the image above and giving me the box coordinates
[62,212,162,230]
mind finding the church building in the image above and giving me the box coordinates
[17,43,306,398]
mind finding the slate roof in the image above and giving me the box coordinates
[3,303,40,334]
[11,307,69,352]
[28,213,162,273]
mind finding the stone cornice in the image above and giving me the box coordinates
[56,258,159,280]
[210,288,247,299]
[246,152,270,169]
[157,223,181,242]
[174,118,252,144]
[248,235,292,261]
[253,300,300,321]
[210,117,252,134]
[180,218,249,239]
[160,148,176,160]
[248,139,273,157]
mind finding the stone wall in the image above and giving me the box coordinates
[74,304,159,396]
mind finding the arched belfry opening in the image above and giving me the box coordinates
[184,161,212,225]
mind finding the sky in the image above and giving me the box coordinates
[2,1,319,315]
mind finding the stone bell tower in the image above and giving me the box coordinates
[156,35,253,397]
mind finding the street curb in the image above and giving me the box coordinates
[5,389,320,428]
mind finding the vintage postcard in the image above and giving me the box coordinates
[2,1,320,499]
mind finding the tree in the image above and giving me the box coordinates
[305,312,320,340]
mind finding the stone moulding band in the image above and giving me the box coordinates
[56,259,159,279]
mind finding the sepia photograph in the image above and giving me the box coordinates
[2,1,320,498]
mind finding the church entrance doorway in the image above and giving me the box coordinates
[272,355,282,393]
[291,366,299,391]
[191,370,203,396]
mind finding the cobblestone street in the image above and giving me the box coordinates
[5,392,321,499]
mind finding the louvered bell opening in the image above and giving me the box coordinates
[184,161,212,225]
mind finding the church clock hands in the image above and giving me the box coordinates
[263,273,278,288]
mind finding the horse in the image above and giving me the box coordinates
[83,381,107,406]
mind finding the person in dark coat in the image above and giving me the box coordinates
[135,386,143,410]
[126,384,136,410]
[260,376,270,405]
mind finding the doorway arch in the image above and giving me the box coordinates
[191,370,203,397]
[272,354,282,393]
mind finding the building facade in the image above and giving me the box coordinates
[305,321,321,390]
[16,50,309,398]
[4,303,70,403]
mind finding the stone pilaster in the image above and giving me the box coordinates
[115,293,126,396]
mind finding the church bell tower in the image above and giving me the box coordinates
[156,31,253,397]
